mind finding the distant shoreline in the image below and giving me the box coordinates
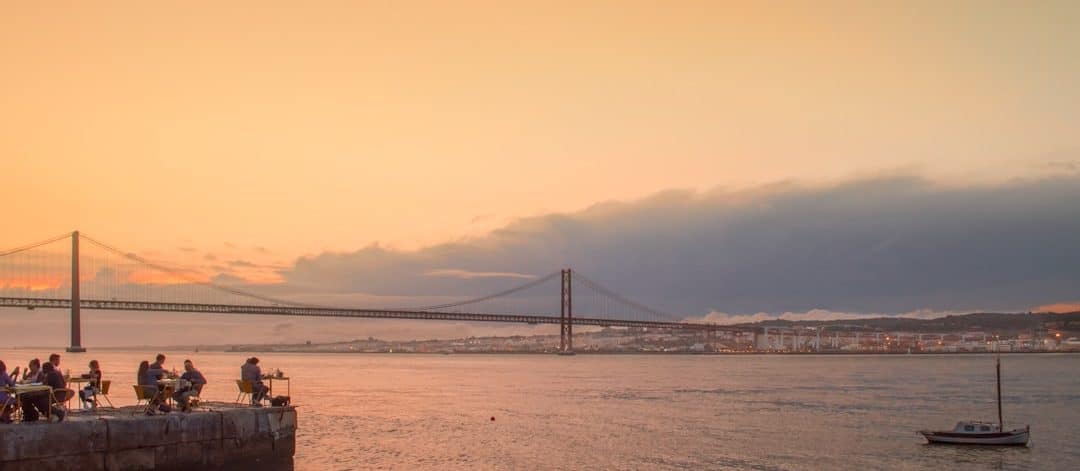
[220,350,1080,356]
[6,347,1071,354]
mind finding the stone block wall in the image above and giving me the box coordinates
[0,406,296,471]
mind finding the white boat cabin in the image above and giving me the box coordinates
[951,421,1000,434]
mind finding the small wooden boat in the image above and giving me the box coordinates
[919,356,1030,446]
[919,421,1030,445]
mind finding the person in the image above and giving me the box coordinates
[16,358,52,421]
[78,360,104,410]
[137,360,171,414]
[42,362,68,406]
[240,357,269,406]
[136,360,153,394]
[151,353,167,375]
[20,362,67,422]
[0,361,16,423]
[173,360,207,412]
[48,353,66,381]
[22,358,44,383]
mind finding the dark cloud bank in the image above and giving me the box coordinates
[281,175,1080,317]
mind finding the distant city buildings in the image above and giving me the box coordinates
[227,323,1080,354]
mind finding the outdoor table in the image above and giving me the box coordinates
[67,377,90,409]
[156,379,179,406]
[267,376,290,397]
[10,384,56,421]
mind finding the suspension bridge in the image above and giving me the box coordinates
[1,231,741,353]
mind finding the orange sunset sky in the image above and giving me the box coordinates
[3,1,1080,337]
[4,2,1078,254]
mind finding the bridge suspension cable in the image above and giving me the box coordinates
[78,232,323,308]
[0,232,72,257]
[571,271,690,324]
[408,270,561,311]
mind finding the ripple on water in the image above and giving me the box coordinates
[2,349,1072,470]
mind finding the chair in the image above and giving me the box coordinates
[57,388,75,412]
[235,380,254,405]
[98,380,115,408]
[1,388,16,423]
[182,383,205,411]
[134,384,169,415]
[133,385,154,406]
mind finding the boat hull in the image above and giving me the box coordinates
[920,430,1029,446]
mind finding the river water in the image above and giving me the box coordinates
[2,349,1077,470]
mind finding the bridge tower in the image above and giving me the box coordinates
[67,231,86,352]
[559,268,573,354]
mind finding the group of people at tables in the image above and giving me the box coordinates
[134,355,274,414]
[0,354,71,423]
[0,353,207,422]
[136,353,208,414]
[1,354,277,423]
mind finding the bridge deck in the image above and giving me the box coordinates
[0,296,738,331]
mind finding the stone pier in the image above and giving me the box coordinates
[0,405,296,471]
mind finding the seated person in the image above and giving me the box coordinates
[150,353,169,376]
[240,357,270,406]
[19,362,66,422]
[172,359,207,412]
[137,360,171,414]
[43,362,70,407]
[48,353,61,374]
[0,361,16,423]
[78,360,104,410]
[22,358,44,383]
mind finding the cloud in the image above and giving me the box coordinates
[424,269,537,280]
[470,214,494,224]
[1047,160,1079,172]
[280,175,1080,316]
[211,272,247,285]
[178,246,196,253]
[226,259,284,269]
[203,253,217,261]
[1032,301,1080,313]
[9,175,1080,347]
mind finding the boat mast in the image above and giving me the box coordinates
[996,355,1003,430]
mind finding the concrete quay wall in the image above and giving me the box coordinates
[0,406,296,471]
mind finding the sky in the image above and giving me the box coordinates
[2,1,1080,346]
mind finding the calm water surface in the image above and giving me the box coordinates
[3,349,1077,470]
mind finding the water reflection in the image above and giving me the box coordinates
[921,443,1034,471]
[0,349,1074,470]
